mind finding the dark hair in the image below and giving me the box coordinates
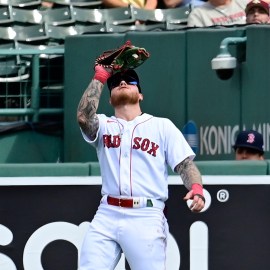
[233,130,264,154]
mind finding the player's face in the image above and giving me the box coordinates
[246,7,270,24]
[110,80,142,107]
[235,147,264,160]
[108,73,139,91]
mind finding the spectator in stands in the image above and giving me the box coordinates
[187,0,249,27]
[102,0,158,9]
[233,130,265,160]
[39,1,54,10]
[159,0,205,8]
[246,0,270,24]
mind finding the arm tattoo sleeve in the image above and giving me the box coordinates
[174,158,202,190]
[77,79,103,141]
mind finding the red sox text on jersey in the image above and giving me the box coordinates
[103,134,159,157]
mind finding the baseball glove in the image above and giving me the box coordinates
[94,40,150,73]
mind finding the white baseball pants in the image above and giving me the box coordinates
[79,202,168,270]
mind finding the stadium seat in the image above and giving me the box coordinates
[73,7,134,26]
[16,41,64,58]
[0,4,13,25]
[72,6,105,24]
[75,23,106,34]
[131,6,190,29]
[0,41,30,82]
[12,6,75,26]
[0,25,16,39]
[103,7,134,25]
[106,23,165,33]
[134,23,165,31]
[42,5,75,25]
[13,23,48,42]
[16,40,64,50]
[0,27,29,84]
[131,7,166,23]
[164,6,191,29]
[46,24,78,40]
[52,0,102,7]
[9,0,41,8]
[12,7,43,24]
[106,24,136,33]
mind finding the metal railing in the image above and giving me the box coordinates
[0,47,65,122]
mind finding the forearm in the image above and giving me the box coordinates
[77,79,103,140]
[174,158,203,190]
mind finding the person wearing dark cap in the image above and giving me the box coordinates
[246,0,270,24]
[233,129,264,160]
[77,56,205,269]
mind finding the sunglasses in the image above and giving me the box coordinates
[108,75,138,90]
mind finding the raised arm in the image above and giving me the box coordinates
[77,66,111,140]
[175,158,205,212]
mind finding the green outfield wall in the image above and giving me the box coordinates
[0,25,269,163]
[64,25,270,162]
[0,160,268,176]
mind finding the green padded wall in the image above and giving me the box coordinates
[195,160,268,175]
[186,27,246,160]
[2,28,270,163]
[0,163,90,176]
[62,27,270,163]
[0,131,62,163]
[0,161,268,176]
[89,161,101,176]
[241,26,270,145]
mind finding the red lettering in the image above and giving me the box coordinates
[133,137,142,150]
[132,137,159,157]
[147,142,159,157]
[212,11,245,25]
[103,134,121,148]
[141,139,150,151]
[103,135,112,148]
[112,135,121,147]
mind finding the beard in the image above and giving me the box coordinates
[110,91,140,107]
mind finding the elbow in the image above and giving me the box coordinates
[77,112,86,128]
[77,112,81,125]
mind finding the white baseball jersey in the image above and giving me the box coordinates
[82,113,195,201]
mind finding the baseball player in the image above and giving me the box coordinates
[77,64,205,269]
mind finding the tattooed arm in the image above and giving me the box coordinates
[77,66,112,140]
[174,157,202,190]
[175,158,205,212]
[77,79,103,141]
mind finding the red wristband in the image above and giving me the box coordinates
[94,65,111,84]
[192,183,203,196]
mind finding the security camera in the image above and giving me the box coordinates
[211,55,237,80]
